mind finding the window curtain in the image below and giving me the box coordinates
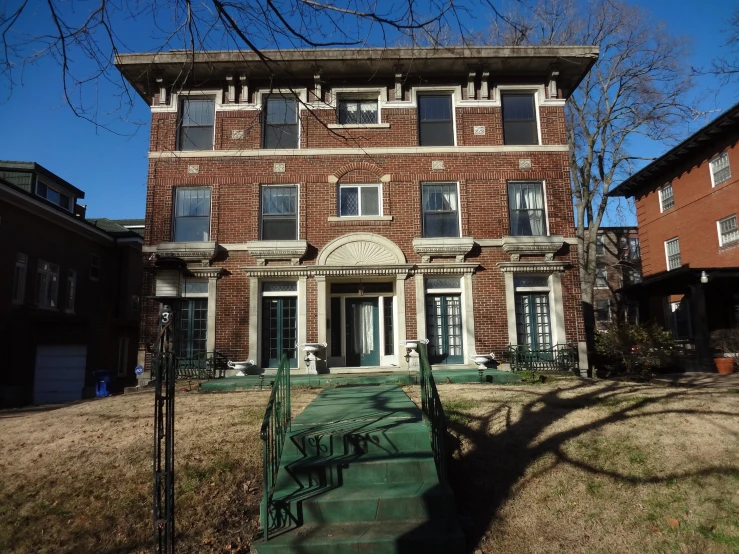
[509,183,544,236]
[353,303,375,354]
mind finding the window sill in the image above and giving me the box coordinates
[146,241,220,263]
[327,216,393,222]
[501,235,565,261]
[413,237,474,262]
[719,239,739,250]
[246,240,308,264]
[327,123,390,129]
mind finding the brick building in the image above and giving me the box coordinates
[610,102,739,367]
[592,226,642,329]
[0,162,143,406]
[115,46,596,373]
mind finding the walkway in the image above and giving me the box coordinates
[250,385,466,554]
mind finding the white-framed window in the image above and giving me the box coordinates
[628,237,641,260]
[177,96,215,150]
[36,180,72,211]
[595,299,610,322]
[718,215,739,246]
[418,94,455,146]
[501,92,539,145]
[422,182,460,238]
[261,185,298,240]
[338,184,381,217]
[36,260,59,309]
[65,269,77,313]
[710,152,731,186]
[263,94,299,149]
[173,187,211,242]
[513,275,552,349]
[595,264,608,288]
[659,183,674,212]
[665,238,681,271]
[12,253,27,304]
[508,181,547,236]
[90,254,101,281]
[117,336,130,377]
[596,235,605,256]
[338,98,379,125]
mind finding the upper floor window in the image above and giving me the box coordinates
[36,181,72,211]
[628,237,641,259]
[595,264,608,288]
[596,235,605,256]
[508,182,546,236]
[502,92,538,145]
[36,260,59,309]
[339,184,381,217]
[263,96,298,149]
[173,187,211,242]
[261,185,298,240]
[659,183,674,212]
[65,269,77,313]
[90,254,101,280]
[665,237,681,271]
[12,253,27,304]
[623,266,642,286]
[595,299,610,322]
[418,95,454,146]
[718,214,739,247]
[422,182,459,237]
[177,97,215,150]
[338,99,378,125]
[710,152,731,186]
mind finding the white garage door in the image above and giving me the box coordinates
[34,345,87,405]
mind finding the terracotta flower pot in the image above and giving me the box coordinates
[713,357,736,375]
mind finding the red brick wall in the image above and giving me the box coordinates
[634,137,739,277]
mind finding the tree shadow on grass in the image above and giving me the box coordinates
[442,380,739,551]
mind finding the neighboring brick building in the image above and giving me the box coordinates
[592,226,642,329]
[115,46,597,373]
[0,162,143,406]
[610,102,739,367]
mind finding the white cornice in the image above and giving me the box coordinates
[240,262,478,277]
[148,145,568,159]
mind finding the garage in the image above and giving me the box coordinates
[33,345,87,404]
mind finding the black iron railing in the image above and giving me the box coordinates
[507,343,578,372]
[175,350,228,379]
[259,352,292,541]
[418,343,448,484]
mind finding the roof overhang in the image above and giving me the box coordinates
[621,267,739,295]
[115,46,598,103]
[610,101,739,198]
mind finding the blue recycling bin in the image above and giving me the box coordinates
[92,370,113,397]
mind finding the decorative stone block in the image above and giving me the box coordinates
[431,160,445,170]
[519,159,532,170]
[231,129,245,139]
[473,126,486,135]
[187,165,199,174]
[273,163,286,173]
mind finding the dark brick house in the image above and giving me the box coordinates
[610,101,739,368]
[0,162,143,406]
[115,46,597,374]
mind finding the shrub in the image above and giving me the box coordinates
[595,322,675,377]
[709,329,739,357]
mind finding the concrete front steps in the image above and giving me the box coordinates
[250,385,466,554]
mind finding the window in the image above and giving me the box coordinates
[65,270,76,312]
[710,152,731,186]
[595,299,610,322]
[12,253,27,304]
[117,337,130,378]
[718,215,739,246]
[659,183,674,211]
[515,292,551,348]
[623,266,642,286]
[628,237,641,260]
[422,182,459,238]
[90,254,101,281]
[176,299,208,359]
[36,181,72,211]
[338,99,378,124]
[177,97,215,150]
[625,304,640,325]
[502,92,538,145]
[418,95,454,146]
[665,238,681,270]
[263,95,299,149]
[261,185,298,240]
[596,235,605,256]
[595,265,608,288]
[339,184,381,217]
[36,260,59,309]
[173,187,211,242]
[508,182,546,236]
[426,278,463,364]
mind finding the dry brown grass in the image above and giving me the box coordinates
[1,380,737,554]
[0,388,318,554]
[405,381,739,554]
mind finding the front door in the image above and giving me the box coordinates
[261,296,298,367]
[426,294,464,364]
[345,298,380,366]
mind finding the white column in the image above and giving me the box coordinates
[462,273,476,362]
[298,276,308,370]
[316,276,327,344]
[415,273,426,340]
[504,272,517,344]
[248,277,259,364]
[395,274,407,361]
[549,272,567,345]
[206,277,218,353]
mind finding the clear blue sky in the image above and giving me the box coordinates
[0,0,736,220]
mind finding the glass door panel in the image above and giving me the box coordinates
[261,296,298,367]
[425,294,463,364]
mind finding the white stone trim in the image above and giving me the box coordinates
[501,235,565,261]
[395,275,407,363]
[327,123,391,129]
[248,277,259,362]
[206,276,218,353]
[149,145,569,157]
[298,276,308,370]
[413,236,474,262]
[151,89,224,113]
[415,274,426,341]
[462,273,476,359]
[549,272,566,345]
[245,239,308,264]
[504,272,517,344]
[327,215,393,222]
[477,237,578,247]
[317,233,406,265]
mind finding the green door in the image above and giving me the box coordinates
[426,294,464,364]
[345,298,380,366]
[261,296,298,368]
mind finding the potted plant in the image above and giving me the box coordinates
[709,329,739,375]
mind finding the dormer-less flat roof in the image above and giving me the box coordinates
[115,46,599,102]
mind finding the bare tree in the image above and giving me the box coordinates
[706,7,739,83]
[491,0,693,346]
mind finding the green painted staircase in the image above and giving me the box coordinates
[251,385,466,554]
